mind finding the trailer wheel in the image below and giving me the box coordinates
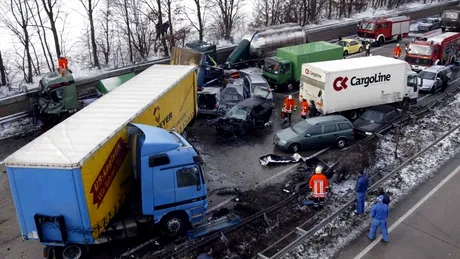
[61,245,87,259]
[161,212,189,237]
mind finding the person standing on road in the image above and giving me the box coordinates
[308,100,317,118]
[197,247,214,259]
[300,96,309,119]
[378,187,391,205]
[365,42,371,56]
[355,170,369,215]
[368,195,390,243]
[309,165,329,211]
[282,95,297,126]
[404,43,409,54]
[393,44,402,59]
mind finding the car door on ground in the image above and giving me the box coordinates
[300,125,323,149]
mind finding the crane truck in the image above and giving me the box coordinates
[5,65,239,259]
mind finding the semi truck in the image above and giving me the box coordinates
[299,55,419,120]
[405,32,460,71]
[5,65,239,259]
[357,16,410,46]
[225,23,307,69]
[262,41,343,92]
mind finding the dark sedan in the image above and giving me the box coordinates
[353,105,400,138]
[418,17,441,32]
[197,84,244,116]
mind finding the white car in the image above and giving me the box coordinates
[417,65,452,93]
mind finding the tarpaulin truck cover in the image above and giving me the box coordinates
[300,55,409,114]
[4,65,197,245]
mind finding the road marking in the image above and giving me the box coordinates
[353,162,460,259]
[208,147,330,212]
[418,77,460,101]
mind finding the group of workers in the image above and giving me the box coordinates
[308,166,391,242]
[282,95,318,126]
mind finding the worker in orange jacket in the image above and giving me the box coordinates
[309,165,329,210]
[282,95,297,126]
[57,56,71,76]
[300,96,309,119]
[393,44,402,59]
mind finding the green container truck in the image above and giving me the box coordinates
[262,41,343,92]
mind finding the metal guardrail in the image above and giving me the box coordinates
[0,0,458,119]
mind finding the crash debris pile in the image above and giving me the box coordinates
[0,117,39,140]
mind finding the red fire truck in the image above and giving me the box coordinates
[357,16,411,46]
[405,32,460,72]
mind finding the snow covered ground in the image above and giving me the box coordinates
[285,93,460,258]
[0,117,41,141]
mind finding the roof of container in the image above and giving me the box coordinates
[304,55,405,72]
[278,41,340,55]
[4,64,196,169]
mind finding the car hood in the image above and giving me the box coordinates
[276,127,299,141]
[417,78,434,88]
[353,118,382,133]
[418,23,433,27]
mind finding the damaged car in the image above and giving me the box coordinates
[212,94,274,135]
[198,84,244,116]
[353,105,400,138]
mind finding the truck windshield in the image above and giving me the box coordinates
[227,105,250,120]
[418,71,436,80]
[359,22,375,31]
[361,110,384,123]
[264,59,280,74]
[407,44,432,55]
[443,12,459,19]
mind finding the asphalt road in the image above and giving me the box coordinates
[2,33,460,259]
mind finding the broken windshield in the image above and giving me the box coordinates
[359,22,375,31]
[418,71,436,80]
[407,44,433,56]
[226,105,250,120]
[361,110,384,124]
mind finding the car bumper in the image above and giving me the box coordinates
[273,141,290,151]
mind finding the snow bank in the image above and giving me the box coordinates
[285,93,460,258]
[0,117,40,141]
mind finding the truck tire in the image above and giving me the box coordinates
[378,37,384,46]
[161,212,189,237]
[289,143,300,153]
[348,110,359,121]
[442,27,446,33]
[61,245,88,259]
[397,34,402,42]
[336,138,347,149]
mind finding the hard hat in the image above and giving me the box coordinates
[315,165,323,174]
[288,95,292,100]
[397,44,400,47]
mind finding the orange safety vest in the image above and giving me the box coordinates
[283,98,297,113]
[309,174,329,198]
[301,100,309,116]
[394,47,401,57]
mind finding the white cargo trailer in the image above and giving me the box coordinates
[299,55,419,119]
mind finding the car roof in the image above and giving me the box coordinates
[366,105,397,113]
[305,115,350,126]
[246,74,269,84]
[199,86,222,94]
[424,65,449,72]
[222,85,244,96]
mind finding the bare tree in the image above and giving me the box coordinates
[143,0,169,56]
[26,0,52,71]
[186,0,209,41]
[0,51,6,86]
[163,0,175,48]
[211,0,244,41]
[129,0,156,60]
[41,0,62,60]
[114,0,134,63]
[79,0,101,68]
[0,0,33,83]
[97,0,112,65]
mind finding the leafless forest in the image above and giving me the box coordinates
[0,0,443,86]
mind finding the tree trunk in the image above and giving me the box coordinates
[88,1,100,68]
[27,0,51,71]
[0,51,6,86]
[166,0,175,48]
[123,0,133,63]
[24,30,33,83]
[36,0,54,71]
[42,0,61,59]
[157,0,169,57]
[194,0,204,41]
[30,41,41,75]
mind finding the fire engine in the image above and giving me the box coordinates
[357,16,411,46]
[405,32,460,72]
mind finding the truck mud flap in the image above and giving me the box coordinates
[34,214,68,244]
[259,153,305,166]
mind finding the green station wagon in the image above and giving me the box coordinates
[274,115,354,152]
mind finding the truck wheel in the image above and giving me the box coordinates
[286,83,294,92]
[348,110,359,121]
[378,37,384,46]
[397,34,402,42]
[336,138,347,149]
[289,143,300,153]
[62,245,87,259]
[442,27,446,33]
[161,212,189,237]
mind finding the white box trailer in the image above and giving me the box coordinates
[300,55,419,118]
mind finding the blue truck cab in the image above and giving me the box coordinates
[130,123,208,236]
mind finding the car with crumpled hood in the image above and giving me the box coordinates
[198,83,244,116]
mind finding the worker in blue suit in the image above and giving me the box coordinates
[355,170,369,215]
[368,195,389,243]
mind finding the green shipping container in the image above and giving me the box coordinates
[96,73,136,95]
[276,42,343,82]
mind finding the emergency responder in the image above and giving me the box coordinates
[309,100,317,117]
[393,44,402,59]
[368,195,389,243]
[355,170,369,215]
[282,95,297,126]
[309,165,329,210]
[57,56,72,75]
[378,187,391,205]
[365,42,371,56]
[438,70,449,91]
[300,96,309,119]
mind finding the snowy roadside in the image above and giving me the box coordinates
[0,117,41,141]
[285,93,460,259]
